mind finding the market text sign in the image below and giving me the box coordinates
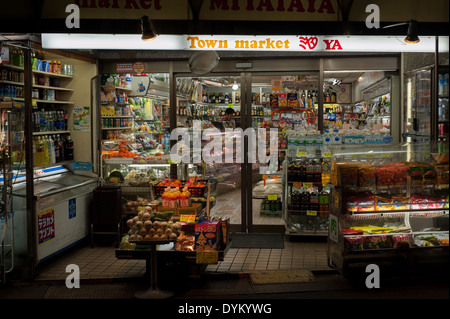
[186,36,342,51]
[38,207,56,245]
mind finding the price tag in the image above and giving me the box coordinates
[227,103,234,108]
[196,251,219,264]
[293,182,302,187]
[180,214,196,223]
[302,182,313,187]
[297,152,307,157]
[322,152,332,158]
[307,210,317,216]
[271,175,279,180]
[365,154,375,158]
[351,154,361,158]
[262,175,269,180]
[382,153,390,158]
[267,194,278,201]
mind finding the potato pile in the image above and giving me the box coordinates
[126,207,182,241]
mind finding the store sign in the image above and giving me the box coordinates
[38,207,56,245]
[42,34,449,53]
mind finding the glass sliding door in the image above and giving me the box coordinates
[248,73,320,233]
[175,74,244,230]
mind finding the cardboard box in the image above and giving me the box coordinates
[195,221,222,251]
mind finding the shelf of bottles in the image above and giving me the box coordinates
[0,46,76,169]
[438,68,449,154]
[284,153,331,235]
[0,48,74,105]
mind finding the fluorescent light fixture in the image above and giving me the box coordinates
[232,81,239,90]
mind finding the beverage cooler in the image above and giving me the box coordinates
[403,67,433,143]
[12,165,98,266]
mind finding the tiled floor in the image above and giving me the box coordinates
[34,236,331,282]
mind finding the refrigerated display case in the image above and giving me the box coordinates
[327,143,449,276]
[403,67,433,143]
[12,165,97,266]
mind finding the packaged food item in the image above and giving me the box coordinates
[278,93,287,107]
[287,92,298,107]
[358,166,376,188]
[364,236,381,249]
[435,165,449,186]
[343,227,363,235]
[422,165,436,186]
[438,238,449,246]
[392,164,408,186]
[375,195,393,211]
[375,166,395,188]
[340,167,358,188]
[344,236,364,250]
[344,195,359,212]
[357,194,375,212]
[391,196,410,210]
[392,234,412,248]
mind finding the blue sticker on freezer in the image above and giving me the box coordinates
[69,198,76,219]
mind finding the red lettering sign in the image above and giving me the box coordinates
[299,36,318,50]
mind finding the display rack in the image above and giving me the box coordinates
[327,143,449,276]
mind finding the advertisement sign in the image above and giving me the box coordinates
[38,207,55,244]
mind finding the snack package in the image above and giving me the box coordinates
[392,234,412,248]
[408,163,424,186]
[375,195,393,211]
[340,167,358,188]
[376,166,395,188]
[344,236,364,250]
[364,236,381,249]
[270,94,278,107]
[278,93,287,107]
[392,164,408,186]
[358,166,376,188]
[344,195,359,212]
[422,165,436,186]
[357,194,376,212]
[435,165,449,186]
[391,196,410,210]
[287,92,298,107]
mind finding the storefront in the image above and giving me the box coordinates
[0,0,448,282]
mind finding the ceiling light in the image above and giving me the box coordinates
[404,20,420,44]
[141,16,157,41]
[232,81,239,90]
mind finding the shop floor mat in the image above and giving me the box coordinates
[249,269,314,284]
[230,233,284,249]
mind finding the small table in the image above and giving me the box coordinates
[129,239,176,299]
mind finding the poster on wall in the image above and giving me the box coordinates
[73,106,90,131]
[38,207,55,245]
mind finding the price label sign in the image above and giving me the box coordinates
[302,182,313,187]
[196,251,219,264]
[307,210,317,216]
[293,182,302,187]
[297,152,307,157]
[267,194,278,201]
[322,152,332,157]
[180,214,196,223]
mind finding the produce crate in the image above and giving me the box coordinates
[154,180,208,197]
